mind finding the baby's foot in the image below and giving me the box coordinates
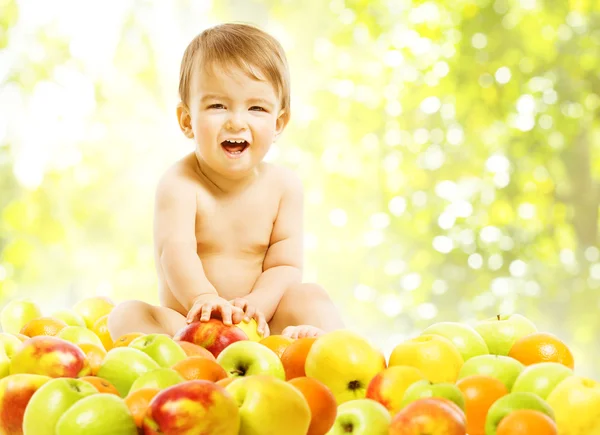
[281,325,325,339]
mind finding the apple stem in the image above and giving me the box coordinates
[497,314,501,320]
[342,423,354,433]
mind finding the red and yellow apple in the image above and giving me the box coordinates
[173,319,248,358]
[0,373,51,434]
[366,365,426,415]
[143,379,240,434]
[389,397,467,435]
[10,336,90,378]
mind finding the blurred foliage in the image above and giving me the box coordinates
[0,0,599,377]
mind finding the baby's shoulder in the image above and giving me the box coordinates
[155,154,202,196]
[260,163,303,192]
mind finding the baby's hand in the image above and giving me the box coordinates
[186,295,244,326]
[230,298,270,337]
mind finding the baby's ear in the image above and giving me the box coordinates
[274,109,290,140]
[176,102,194,139]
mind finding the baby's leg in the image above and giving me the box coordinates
[269,283,345,339]
[107,300,187,340]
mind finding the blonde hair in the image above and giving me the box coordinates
[178,23,290,115]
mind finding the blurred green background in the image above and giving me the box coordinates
[1,0,599,378]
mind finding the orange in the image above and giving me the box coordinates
[176,340,216,360]
[20,317,68,337]
[79,376,120,395]
[280,337,317,380]
[259,335,293,358]
[112,332,145,348]
[289,377,337,435]
[496,409,558,435]
[91,314,112,351]
[124,387,161,428]
[172,356,228,382]
[508,332,574,369]
[78,343,107,375]
[456,375,509,435]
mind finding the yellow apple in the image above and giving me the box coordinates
[546,375,600,435]
[305,330,386,404]
[0,298,42,334]
[72,297,115,329]
[389,334,464,383]
[235,318,263,342]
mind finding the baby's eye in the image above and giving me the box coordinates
[249,106,266,112]
[208,104,225,109]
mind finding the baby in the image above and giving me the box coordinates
[108,23,344,341]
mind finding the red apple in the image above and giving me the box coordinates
[142,380,240,434]
[389,397,467,435]
[10,336,90,378]
[0,373,51,434]
[173,319,248,358]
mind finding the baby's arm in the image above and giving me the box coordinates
[245,172,303,321]
[155,170,242,325]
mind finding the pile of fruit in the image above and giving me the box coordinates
[0,297,599,435]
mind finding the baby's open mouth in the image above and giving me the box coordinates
[221,139,249,157]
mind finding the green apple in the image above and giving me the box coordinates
[56,326,104,349]
[96,347,159,397]
[22,377,98,435]
[0,298,42,334]
[473,314,537,356]
[458,354,524,390]
[128,367,184,393]
[226,375,310,434]
[0,347,9,378]
[400,379,465,411]
[421,321,489,361]
[0,332,24,358]
[326,399,391,435]
[512,362,573,400]
[56,393,137,435]
[51,309,86,328]
[546,375,600,435]
[485,391,554,435]
[216,340,285,379]
[128,333,186,367]
[305,330,386,404]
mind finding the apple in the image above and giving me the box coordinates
[128,333,187,367]
[0,298,43,334]
[55,392,137,434]
[0,347,9,379]
[128,367,184,393]
[56,326,105,349]
[0,373,51,434]
[72,296,115,329]
[473,314,537,356]
[458,354,524,391]
[174,319,249,358]
[143,379,239,434]
[22,377,98,435]
[226,374,311,434]
[10,336,90,378]
[96,347,160,397]
[216,340,285,379]
[235,318,263,342]
[365,365,426,416]
[305,330,386,404]
[485,391,554,435]
[326,399,391,435]
[389,397,466,435]
[421,321,489,361]
[546,375,600,435]
[400,379,465,411]
[0,332,24,358]
[388,334,464,383]
[51,309,87,328]
[512,362,573,400]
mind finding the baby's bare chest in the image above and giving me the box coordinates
[195,192,279,256]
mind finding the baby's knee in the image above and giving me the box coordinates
[107,299,152,339]
[286,282,330,301]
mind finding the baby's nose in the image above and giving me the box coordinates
[225,112,247,131]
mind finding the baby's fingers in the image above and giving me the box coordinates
[254,311,269,337]
[231,306,245,324]
[186,305,201,323]
[244,305,256,322]
[218,304,234,326]
[199,303,213,322]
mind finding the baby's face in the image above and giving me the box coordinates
[185,64,286,179]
